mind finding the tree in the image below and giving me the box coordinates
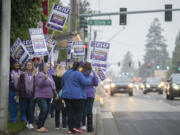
[171,31,180,73]
[11,0,45,44]
[143,18,169,77]
[121,51,135,76]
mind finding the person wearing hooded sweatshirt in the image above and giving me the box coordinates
[16,60,36,129]
[82,62,98,132]
[9,58,26,123]
[34,62,59,132]
[61,61,93,134]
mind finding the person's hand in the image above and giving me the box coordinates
[44,74,48,80]
[14,96,19,103]
[55,95,59,100]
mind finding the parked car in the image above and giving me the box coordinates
[165,74,180,100]
[110,76,133,96]
[143,77,163,94]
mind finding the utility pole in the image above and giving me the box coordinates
[92,31,97,67]
[69,0,77,33]
[0,0,11,131]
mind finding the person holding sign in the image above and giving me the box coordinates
[34,63,59,132]
[9,58,26,123]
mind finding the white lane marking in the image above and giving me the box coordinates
[102,112,113,119]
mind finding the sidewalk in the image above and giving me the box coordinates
[17,103,100,135]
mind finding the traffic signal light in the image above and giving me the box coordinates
[128,61,131,67]
[85,43,88,58]
[138,61,141,67]
[147,63,151,68]
[118,62,121,67]
[156,65,160,69]
[80,17,88,37]
[165,4,172,22]
[120,8,127,25]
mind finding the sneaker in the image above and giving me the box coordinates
[81,126,86,130]
[68,130,77,134]
[28,124,34,129]
[73,128,83,133]
[62,127,67,130]
[26,123,29,129]
[37,127,48,132]
[55,127,60,130]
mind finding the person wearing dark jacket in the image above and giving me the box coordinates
[52,65,67,129]
[61,61,93,134]
[9,58,26,123]
[16,60,36,129]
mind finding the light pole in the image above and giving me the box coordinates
[0,0,11,131]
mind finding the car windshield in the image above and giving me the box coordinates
[113,77,130,83]
[172,76,180,84]
[146,78,161,84]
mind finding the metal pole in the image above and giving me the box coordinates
[68,0,72,33]
[79,8,180,17]
[0,0,11,131]
[92,31,97,69]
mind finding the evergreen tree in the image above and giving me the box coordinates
[171,31,180,73]
[143,18,169,77]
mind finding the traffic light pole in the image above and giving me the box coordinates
[79,8,180,17]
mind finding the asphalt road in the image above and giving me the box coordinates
[101,89,180,135]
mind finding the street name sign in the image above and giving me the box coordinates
[88,19,112,25]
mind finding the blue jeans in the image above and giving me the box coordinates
[86,97,94,116]
[24,98,35,124]
[9,90,26,122]
[36,98,51,129]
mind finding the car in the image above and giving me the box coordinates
[165,74,180,100]
[110,76,133,96]
[101,80,111,93]
[143,77,163,94]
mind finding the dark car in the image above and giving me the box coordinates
[143,77,163,94]
[165,74,180,100]
[110,77,133,96]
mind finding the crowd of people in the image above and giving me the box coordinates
[9,57,99,134]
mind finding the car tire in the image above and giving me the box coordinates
[143,91,147,94]
[169,94,174,100]
[110,92,114,96]
[158,90,163,95]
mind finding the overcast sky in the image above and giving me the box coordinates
[61,0,180,72]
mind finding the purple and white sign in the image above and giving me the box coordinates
[87,41,110,70]
[29,28,48,56]
[22,40,34,56]
[72,41,85,58]
[97,68,106,81]
[47,4,70,32]
[10,38,30,65]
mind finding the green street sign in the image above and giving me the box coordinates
[88,19,112,26]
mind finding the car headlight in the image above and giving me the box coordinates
[128,83,133,88]
[158,82,164,88]
[146,84,150,88]
[110,83,116,88]
[104,84,110,89]
[172,83,179,90]
[140,84,144,88]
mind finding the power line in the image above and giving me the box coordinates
[107,27,125,42]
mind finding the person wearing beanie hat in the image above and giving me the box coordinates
[9,58,26,123]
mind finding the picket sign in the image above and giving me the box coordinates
[97,67,106,81]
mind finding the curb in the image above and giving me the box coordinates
[95,106,103,135]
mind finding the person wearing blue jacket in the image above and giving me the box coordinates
[61,61,92,134]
